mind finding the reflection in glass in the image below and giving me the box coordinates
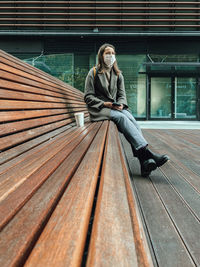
[149,54,198,63]
[23,53,74,85]
[175,77,197,119]
[117,55,146,117]
[150,77,171,118]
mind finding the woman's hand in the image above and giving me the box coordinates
[112,104,123,111]
[103,102,123,110]
[103,102,113,109]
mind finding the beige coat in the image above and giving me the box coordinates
[84,67,128,121]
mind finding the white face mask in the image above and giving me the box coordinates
[104,54,116,67]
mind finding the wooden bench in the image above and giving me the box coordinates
[0,50,152,267]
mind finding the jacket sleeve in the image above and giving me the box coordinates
[84,69,104,110]
[116,73,128,108]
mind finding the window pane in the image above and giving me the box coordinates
[23,53,74,86]
[151,77,171,118]
[175,77,197,119]
[117,55,146,118]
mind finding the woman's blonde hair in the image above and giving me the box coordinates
[97,43,121,75]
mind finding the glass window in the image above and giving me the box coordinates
[149,54,198,63]
[74,54,91,92]
[117,55,146,118]
[175,77,197,119]
[23,53,74,86]
[150,77,171,118]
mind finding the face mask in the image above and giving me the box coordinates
[104,54,116,67]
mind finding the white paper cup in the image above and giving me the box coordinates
[74,112,84,127]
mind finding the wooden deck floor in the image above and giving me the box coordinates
[120,129,200,267]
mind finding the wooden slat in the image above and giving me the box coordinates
[0,117,75,151]
[1,1,200,31]
[0,123,96,231]
[1,1,200,4]
[0,88,83,103]
[0,63,82,98]
[169,159,200,193]
[168,129,200,151]
[24,121,108,267]
[0,1,200,4]
[1,24,199,28]
[0,118,87,166]
[0,108,86,123]
[143,130,200,180]
[150,168,200,264]
[0,122,102,267]
[120,128,200,266]
[0,125,83,194]
[120,135,195,266]
[0,123,73,165]
[135,174,195,266]
[1,12,200,16]
[0,56,57,86]
[143,129,200,175]
[118,135,153,267]
[0,124,76,174]
[0,78,83,101]
[0,113,73,136]
[0,52,83,98]
[0,111,87,141]
[87,122,138,266]
[2,18,200,22]
[0,99,85,110]
[1,7,200,10]
[159,162,200,218]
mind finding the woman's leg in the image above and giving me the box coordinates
[121,110,169,166]
[120,109,144,156]
[110,109,169,176]
[110,109,157,177]
[110,109,147,151]
[120,109,143,134]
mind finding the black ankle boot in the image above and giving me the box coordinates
[146,148,169,167]
[137,147,157,177]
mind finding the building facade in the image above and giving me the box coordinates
[0,0,200,120]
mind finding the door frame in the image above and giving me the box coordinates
[147,74,199,120]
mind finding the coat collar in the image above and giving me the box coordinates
[97,68,117,97]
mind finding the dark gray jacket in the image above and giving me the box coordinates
[84,67,128,121]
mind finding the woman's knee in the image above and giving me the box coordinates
[111,112,127,125]
[122,110,141,131]
[122,109,136,122]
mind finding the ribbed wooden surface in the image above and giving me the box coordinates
[0,49,89,161]
[0,48,92,266]
[0,49,152,267]
[0,122,104,266]
[121,128,200,266]
[0,1,200,30]
[0,120,152,267]
[86,122,151,267]
[24,121,108,267]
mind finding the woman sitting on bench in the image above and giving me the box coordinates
[84,43,169,177]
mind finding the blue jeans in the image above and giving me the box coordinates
[110,109,148,153]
